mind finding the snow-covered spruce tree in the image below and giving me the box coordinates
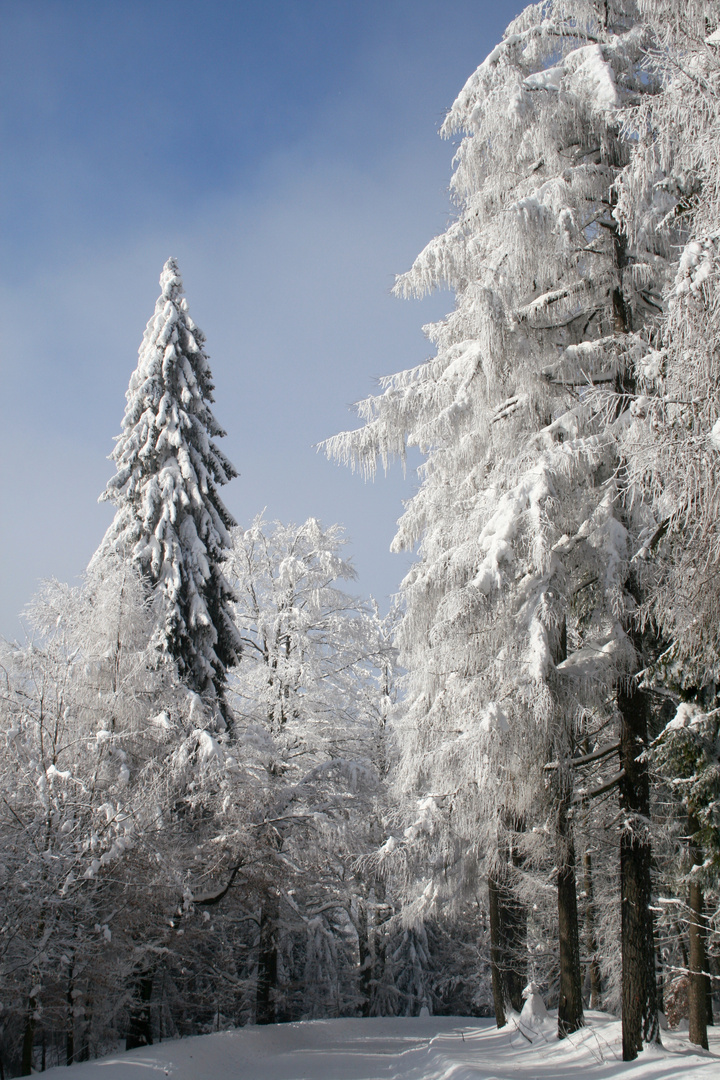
[611,4,720,1045]
[618,3,720,688]
[606,2,715,666]
[324,0,672,1054]
[225,516,395,1022]
[98,258,241,719]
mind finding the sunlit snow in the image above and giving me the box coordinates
[40,1014,719,1080]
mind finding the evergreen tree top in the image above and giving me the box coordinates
[97,258,241,710]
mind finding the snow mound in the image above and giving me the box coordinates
[517,981,554,1043]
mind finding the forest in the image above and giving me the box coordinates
[1,1,720,1075]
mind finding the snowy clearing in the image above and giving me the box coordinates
[42,1013,719,1080]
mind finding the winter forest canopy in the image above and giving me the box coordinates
[3,0,720,1076]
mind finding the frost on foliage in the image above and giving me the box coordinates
[224,515,394,962]
[524,44,622,112]
[478,702,509,735]
[325,0,670,918]
[97,258,241,709]
[615,5,720,683]
[666,702,707,734]
[653,702,720,862]
[0,564,208,1030]
[226,516,392,819]
[674,237,717,298]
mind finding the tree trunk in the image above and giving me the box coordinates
[20,992,35,1077]
[618,680,659,1060]
[506,826,527,1013]
[703,954,716,1028]
[655,925,665,1022]
[703,907,714,1026]
[66,975,75,1066]
[370,881,390,1017]
[126,972,154,1050]
[356,896,372,1017]
[687,813,709,1050]
[488,827,527,1026]
[77,992,91,1063]
[583,851,602,1008]
[256,896,278,1025]
[549,612,583,1037]
[488,871,507,1029]
[557,794,583,1037]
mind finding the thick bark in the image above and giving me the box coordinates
[618,681,659,1061]
[557,795,584,1037]
[126,973,154,1050]
[583,851,602,1008]
[687,814,709,1050]
[256,896,279,1025]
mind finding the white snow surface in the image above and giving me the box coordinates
[522,44,620,111]
[41,1013,719,1080]
[710,417,720,450]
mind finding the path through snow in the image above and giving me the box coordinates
[41,1012,719,1080]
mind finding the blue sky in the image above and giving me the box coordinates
[1,0,525,639]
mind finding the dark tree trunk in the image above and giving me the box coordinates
[506,826,527,1013]
[77,994,91,1064]
[20,993,35,1077]
[488,871,507,1029]
[488,825,527,1026]
[126,973,154,1050]
[549,614,583,1037]
[583,851,602,1008]
[66,976,75,1066]
[706,944,715,1027]
[356,884,390,1019]
[687,813,709,1050]
[557,794,583,1037]
[256,897,278,1025]
[655,924,665,1022]
[370,881,390,1017]
[357,897,372,1017]
[618,680,659,1061]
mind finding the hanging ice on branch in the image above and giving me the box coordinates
[97,258,241,712]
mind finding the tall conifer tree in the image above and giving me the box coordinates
[98,258,241,715]
[326,0,670,1054]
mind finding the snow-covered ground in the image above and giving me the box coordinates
[41,1013,719,1080]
